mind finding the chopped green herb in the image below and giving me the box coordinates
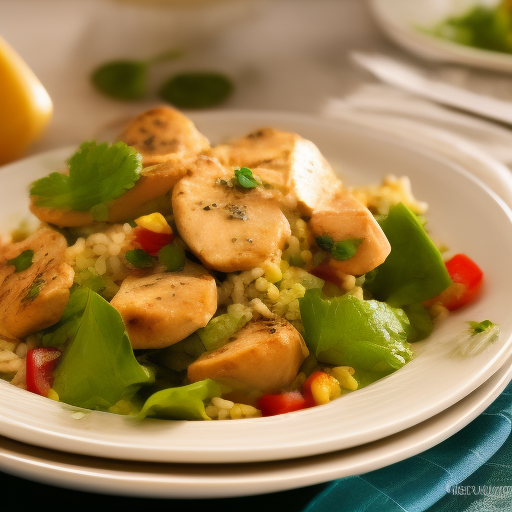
[125,249,154,269]
[7,249,34,272]
[30,141,142,211]
[315,235,335,252]
[159,72,233,109]
[91,49,184,101]
[234,167,259,189]
[22,278,45,302]
[331,239,362,261]
[469,319,496,334]
[158,243,186,272]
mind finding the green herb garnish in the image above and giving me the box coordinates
[159,72,233,109]
[158,243,186,272]
[30,141,142,211]
[7,249,34,272]
[331,239,362,261]
[315,235,335,252]
[469,319,497,334]
[22,279,45,303]
[125,249,154,269]
[91,49,184,101]
[234,167,259,189]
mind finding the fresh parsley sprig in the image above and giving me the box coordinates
[30,141,142,212]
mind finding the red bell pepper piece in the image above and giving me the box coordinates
[310,259,346,288]
[133,226,174,257]
[425,253,483,311]
[257,391,308,417]
[26,347,62,397]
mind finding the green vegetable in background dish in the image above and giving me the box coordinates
[137,379,222,420]
[299,289,413,375]
[30,141,142,211]
[364,203,452,307]
[52,288,153,410]
[425,0,512,54]
[159,72,234,109]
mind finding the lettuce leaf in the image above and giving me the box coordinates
[299,289,413,374]
[137,379,222,420]
[364,203,452,307]
[52,288,152,409]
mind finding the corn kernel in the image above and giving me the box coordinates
[262,261,282,283]
[310,373,342,405]
[47,389,59,401]
[135,212,173,234]
[330,367,358,391]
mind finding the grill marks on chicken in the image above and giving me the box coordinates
[0,228,74,338]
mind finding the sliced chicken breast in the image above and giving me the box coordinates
[0,228,74,338]
[172,156,291,272]
[117,106,210,166]
[205,127,343,215]
[110,261,217,349]
[187,318,309,394]
[309,190,391,276]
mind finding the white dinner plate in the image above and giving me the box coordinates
[370,0,512,72]
[1,110,512,464]
[1,354,511,499]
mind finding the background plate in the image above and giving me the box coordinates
[370,0,512,72]
[1,111,512,464]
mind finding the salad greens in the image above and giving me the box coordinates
[30,141,142,211]
[51,288,153,409]
[137,379,222,420]
[364,203,452,307]
[299,289,413,375]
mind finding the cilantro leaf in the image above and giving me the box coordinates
[7,249,34,272]
[234,167,259,189]
[30,141,142,211]
[157,243,186,272]
[125,248,155,269]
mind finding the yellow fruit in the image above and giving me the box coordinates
[0,36,53,165]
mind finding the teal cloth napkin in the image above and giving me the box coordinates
[2,382,511,510]
[304,381,512,512]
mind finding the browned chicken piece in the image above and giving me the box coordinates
[0,228,74,338]
[110,261,217,349]
[205,127,343,215]
[187,318,309,394]
[308,190,391,276]
[116,106,210,167]
[29,159,189,228]
[172,156,291,272]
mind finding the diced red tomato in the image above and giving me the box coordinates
[424,253,483,311]
[310,259,346,288]
[257,391,308,417]
[26,347,62,397]
[133,226,174,257]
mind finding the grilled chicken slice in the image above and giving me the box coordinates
[205,127,343,215]
[309,190,391,276]
[187,318,309,393]
[117,106,210,166]
[30,159,189,228]
[110,261,217,349]
[0,228,74,338]
[172,156,291,272]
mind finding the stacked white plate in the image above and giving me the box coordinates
[1,111,512,498]
[369,0,512,72]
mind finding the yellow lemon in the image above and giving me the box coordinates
[0,36,53,165]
